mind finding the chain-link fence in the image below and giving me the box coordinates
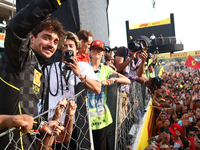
[108,64,163,150]
[112,82,151,150]
[0,84,94,150]
[0,65,163,150]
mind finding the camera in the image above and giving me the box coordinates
[105,46,111,53]
[128,41,144,52]
[149,76,163,93]
[64,50,74,70]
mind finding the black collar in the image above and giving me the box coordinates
[31,49,50,68]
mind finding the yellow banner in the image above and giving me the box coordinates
[136,101,155,150]
[159,50,200,59]
[129,17,171,30]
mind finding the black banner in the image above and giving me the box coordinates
[16,0,80,33]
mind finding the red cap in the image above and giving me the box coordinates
[90,40,105,50]
[169,124,183,136]
[166,90,170,94]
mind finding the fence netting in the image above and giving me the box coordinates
[0,84,93,150]
[115,82,150,150]
[1,65,163,150]
[114,65,162,150]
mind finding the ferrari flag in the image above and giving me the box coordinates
[185,55,200,69]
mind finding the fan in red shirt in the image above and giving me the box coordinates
[76,29,93,63]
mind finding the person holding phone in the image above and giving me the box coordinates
[88,40,131,150]
[45,31,101,149]
[46,31,101,121]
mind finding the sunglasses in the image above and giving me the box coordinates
[90,47,105,53]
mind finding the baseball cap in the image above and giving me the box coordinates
[137,35,150,47]
[166,90,170,94]
[169,123,183,136]
[90,40,105,50]
[160,99,166,102]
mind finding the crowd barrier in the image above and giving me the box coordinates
[1,65,163,150]
[0,84,94,150]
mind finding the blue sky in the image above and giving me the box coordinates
[108,0,200,52]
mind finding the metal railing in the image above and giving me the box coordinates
[150,36,177,45]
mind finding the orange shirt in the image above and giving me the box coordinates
[76,52,90,63]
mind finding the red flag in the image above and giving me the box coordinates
[189,137,195,150]
[185,55,200,69]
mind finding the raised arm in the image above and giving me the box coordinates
[5,0,65,69]
[115,56,131,73]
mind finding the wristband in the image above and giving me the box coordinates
[143,81,147,85]
[128,57,132,62]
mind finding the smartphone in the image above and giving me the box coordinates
[164,128,169,134]
[64,50,74,70]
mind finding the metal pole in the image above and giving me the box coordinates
[12,0,14,18]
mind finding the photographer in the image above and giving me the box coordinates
[115,35,150,86]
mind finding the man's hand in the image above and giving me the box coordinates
[160,144,172,150]
[130,51,137,60]
[145,78,152,87]
[53,98,68,120]
[65,56,82,76]
[4,114,34,134]
[139,51,148,62]
[101,78,116,86]
[40,121,64,136]
[158,132,167,141]
[182,119,190,127]
[66,100,77,118]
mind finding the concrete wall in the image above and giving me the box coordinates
[77,0,110,46]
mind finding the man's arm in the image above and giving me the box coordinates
[115,56,131,73]
[54,100,77,143]
[5,0,65,69]
[67,57,101,94]
[37,100,77,149]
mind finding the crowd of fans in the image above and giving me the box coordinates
[1,0,193,149]
[144,70,200,150]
